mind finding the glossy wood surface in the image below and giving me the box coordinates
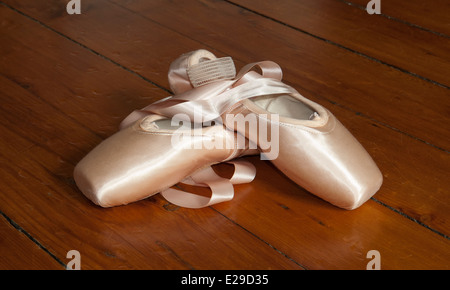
[0,0,448,270]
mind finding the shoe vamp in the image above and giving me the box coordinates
[74,125,233,206]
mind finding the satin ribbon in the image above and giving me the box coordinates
[160,160,256,208]
[120,60,292,208]
[120,61,296,128]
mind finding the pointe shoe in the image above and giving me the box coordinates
[144,51,383,210]
[74,114,256,207]
[74,50,257,208]
[225,85,383,210]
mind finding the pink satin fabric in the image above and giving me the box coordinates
[161,160,255,208]
[119,53,382,210]
[120,61,290,128]
[118,60,301,209]
[75,49,382,209]
[117,54,266,209]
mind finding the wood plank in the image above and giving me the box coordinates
[5,0,448,151]
[0,75,300,271]
[346,0,450,36]
[0,7,301,270]
[0,1,448,269]
[298,87,450,236]
[178,96,450,269]
[100,0,450,234]
[231,0,450,87]
[177,157,450,269]
[209,156,450,270]
[115,0,449,149]
[8,0,445,234]
[0,213,63,270]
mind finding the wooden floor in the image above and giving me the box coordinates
[0,0,449,270]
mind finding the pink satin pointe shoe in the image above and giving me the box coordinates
[74,50,258,208]
[143,50,383,210]
[225,85,384,210]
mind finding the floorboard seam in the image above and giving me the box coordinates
[225,0,450,90]
[338,0,450,39]
[371,198,450,240]
[0,209,66,269]
[211,207,308,270]
[1,1,448,244]
[297,86,450,154]
[0,1,172,96]
[0,72,107,142]
[3,1,447,153]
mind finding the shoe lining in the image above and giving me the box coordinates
[154,119,192,130]
[251,94,317,120]
[154,94,317,130]
[154,119,220,131]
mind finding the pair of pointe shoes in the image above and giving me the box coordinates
[74,49,383,210]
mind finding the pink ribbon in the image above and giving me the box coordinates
[161,160,256,209]
[120,60,293,208]
[120,61,294,128]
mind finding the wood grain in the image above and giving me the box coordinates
[0,75,300,270]
[108,0,450,151]
[0,6,301,270]
[0,0,448,270]
[346,0,450,36]
[10,0,447,152]
[0,213,63,270]
[211,156,450,270]
[1,0,448,235]
[232,0,450,87]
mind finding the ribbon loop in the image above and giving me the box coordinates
[120,61,292,128]
[120,57,286,208]
[161,160,256,208]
